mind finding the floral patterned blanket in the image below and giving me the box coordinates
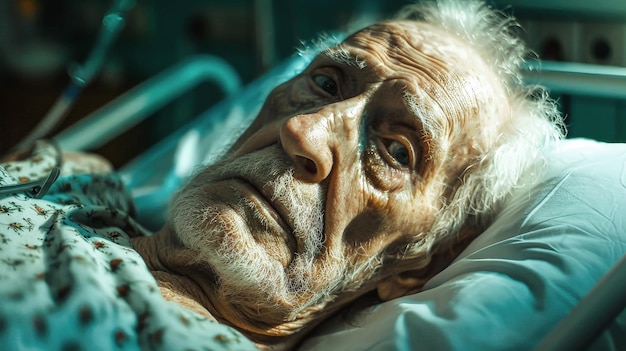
[0,141,256,351]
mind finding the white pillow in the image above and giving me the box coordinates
[299,138,626,351]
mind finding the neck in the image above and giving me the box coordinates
[131,228,322,350]
[131,230,219,319]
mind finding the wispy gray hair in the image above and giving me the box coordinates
[392,0,565,261]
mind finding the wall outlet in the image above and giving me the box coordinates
[579,22,626,66]
[523,20,580,62]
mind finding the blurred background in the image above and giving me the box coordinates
[1,0,626,167]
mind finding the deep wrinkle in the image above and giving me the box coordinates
[359,110,369,154]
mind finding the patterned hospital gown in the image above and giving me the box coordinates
[0,141,257,351]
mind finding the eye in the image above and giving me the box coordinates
[386,140,411,167]
[313,74,338,96]
[387,141,410,166]
[375,134,416,170]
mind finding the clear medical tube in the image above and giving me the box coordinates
[11,0,135,151]
[0,167,59,199]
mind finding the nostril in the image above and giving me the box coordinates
[300,157,318,175]
[280,115,332,183]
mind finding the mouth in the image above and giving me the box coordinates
[233,178,297,252]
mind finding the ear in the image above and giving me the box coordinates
[376,256,432,302]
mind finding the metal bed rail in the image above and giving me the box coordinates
[524,60,626,100]
[53,54,241,151]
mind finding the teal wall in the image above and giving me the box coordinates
[565,96,626,142]
[492,0,626,143]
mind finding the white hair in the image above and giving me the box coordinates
[389,0,565,260]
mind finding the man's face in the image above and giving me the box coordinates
[169,21,499,337]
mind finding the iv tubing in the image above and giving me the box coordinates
[53,55,242,151]
[12,1,134,151]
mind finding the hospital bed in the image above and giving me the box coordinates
[39,49,626,350]
[2,0,623,348]
[43,50,626,350]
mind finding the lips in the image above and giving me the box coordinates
[233,178,297,252]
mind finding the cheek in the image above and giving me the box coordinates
[342,210,387,248]
[341,186,435,256]
[337,184,399,249]
[327,159,412,249]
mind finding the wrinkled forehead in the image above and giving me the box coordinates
[323,21,500,143]
[326,21,478,81]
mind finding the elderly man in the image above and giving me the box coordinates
[133,0,562,348]
[0,0,564,350]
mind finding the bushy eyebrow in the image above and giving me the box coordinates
[322,46,367,69]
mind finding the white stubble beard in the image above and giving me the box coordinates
[168,145,355,318]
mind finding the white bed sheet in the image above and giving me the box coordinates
[300,138,626,351]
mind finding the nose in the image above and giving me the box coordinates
[280,113,334,183]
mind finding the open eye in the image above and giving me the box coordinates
[387,141,410,166]
[377,136,415,169]
[313,74,338,96]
